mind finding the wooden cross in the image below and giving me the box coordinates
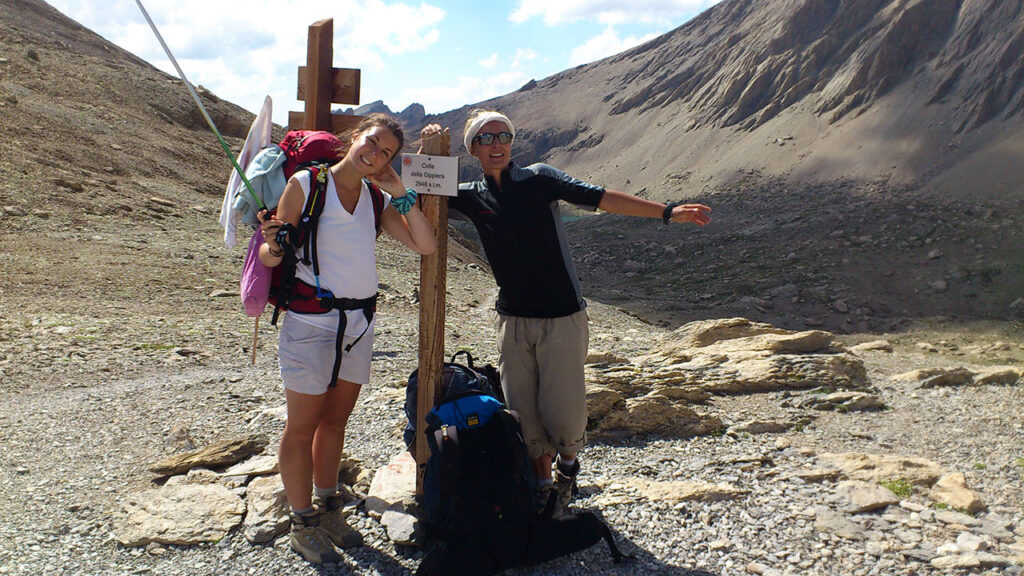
[289,18,362,132]
[292,18,450,496]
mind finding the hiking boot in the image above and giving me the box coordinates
[534,484,558,517]
[314,493,364,549]
[289,508,343,565]
[553,456,580,518]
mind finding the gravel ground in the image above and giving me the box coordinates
[1,272,1023,576]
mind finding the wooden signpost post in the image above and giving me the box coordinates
[413,132,450,495]
[292,18,451,497]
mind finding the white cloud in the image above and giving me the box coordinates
[406,45,539,114]
[568,27,660,66]
[479,53,499,68]
[48,0,445,124]
[511,48,537,68]
[406,69,533,115]
[510,0,719,26]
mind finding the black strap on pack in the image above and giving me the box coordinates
[271,222,300,327]
[272,164,388,387]
[323,293,377,387]
[596,517,632,563]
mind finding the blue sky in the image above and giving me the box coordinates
[50,0,721,126]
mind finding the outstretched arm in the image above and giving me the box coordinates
[598,189,711,226]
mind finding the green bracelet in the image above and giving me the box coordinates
[392,188,418,215]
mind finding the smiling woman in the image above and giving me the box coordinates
[255,113,436,565]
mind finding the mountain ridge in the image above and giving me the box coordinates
[423,0,1024,203]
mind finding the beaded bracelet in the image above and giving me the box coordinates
[391,188,418,215]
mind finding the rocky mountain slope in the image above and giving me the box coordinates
[423,0,1024,329]
[430,0,1024,190]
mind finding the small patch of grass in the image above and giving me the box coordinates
[1016,457,1024,469]
[973,462,987,470]
[880,478,913,498]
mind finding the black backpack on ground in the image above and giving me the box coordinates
[414,367,631,576]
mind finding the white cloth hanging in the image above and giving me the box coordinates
[218,95,273,247]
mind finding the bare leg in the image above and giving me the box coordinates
[279,389,329,510]
[311,379,362,490]
[532,453,553,482]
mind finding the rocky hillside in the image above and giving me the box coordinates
[421,0,1024,329]
[428,0,1024,193]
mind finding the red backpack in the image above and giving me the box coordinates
[240,132,383,321]
[278,130,346,181]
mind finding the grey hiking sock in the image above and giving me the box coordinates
[292,505,315,517]
[556,455,579,477]
[314,485,338,500]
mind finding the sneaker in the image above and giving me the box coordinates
[289,508,343,565]
[553,456,580,518]
[314,493,364,549]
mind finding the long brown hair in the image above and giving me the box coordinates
[342,113,405,161]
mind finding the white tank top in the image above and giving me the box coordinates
[288,170,391,335]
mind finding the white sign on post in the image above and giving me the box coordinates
[401,154,459,197]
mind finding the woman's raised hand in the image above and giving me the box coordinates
[670,204,712,226]
[368,163,405,196]
[418,124,448,153]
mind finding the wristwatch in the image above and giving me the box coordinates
[662,201,682,224]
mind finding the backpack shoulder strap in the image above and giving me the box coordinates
[300,164,331,275]
[363,178,386,236]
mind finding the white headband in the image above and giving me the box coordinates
[464,112,515,151]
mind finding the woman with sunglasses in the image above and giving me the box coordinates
[421,109,710,517]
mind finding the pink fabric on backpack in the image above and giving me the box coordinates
[241,227,272,317]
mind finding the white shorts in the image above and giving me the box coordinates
[278,312,375,394]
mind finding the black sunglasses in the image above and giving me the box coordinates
[473,131,513,145]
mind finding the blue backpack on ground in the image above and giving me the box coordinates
[403,350,503,450]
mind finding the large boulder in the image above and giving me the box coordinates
[114,484,245,547]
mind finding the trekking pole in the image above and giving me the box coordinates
[133,0,266,213]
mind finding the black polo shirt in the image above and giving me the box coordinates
[450,162,606,318]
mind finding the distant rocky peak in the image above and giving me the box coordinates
[335,100,425,130]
